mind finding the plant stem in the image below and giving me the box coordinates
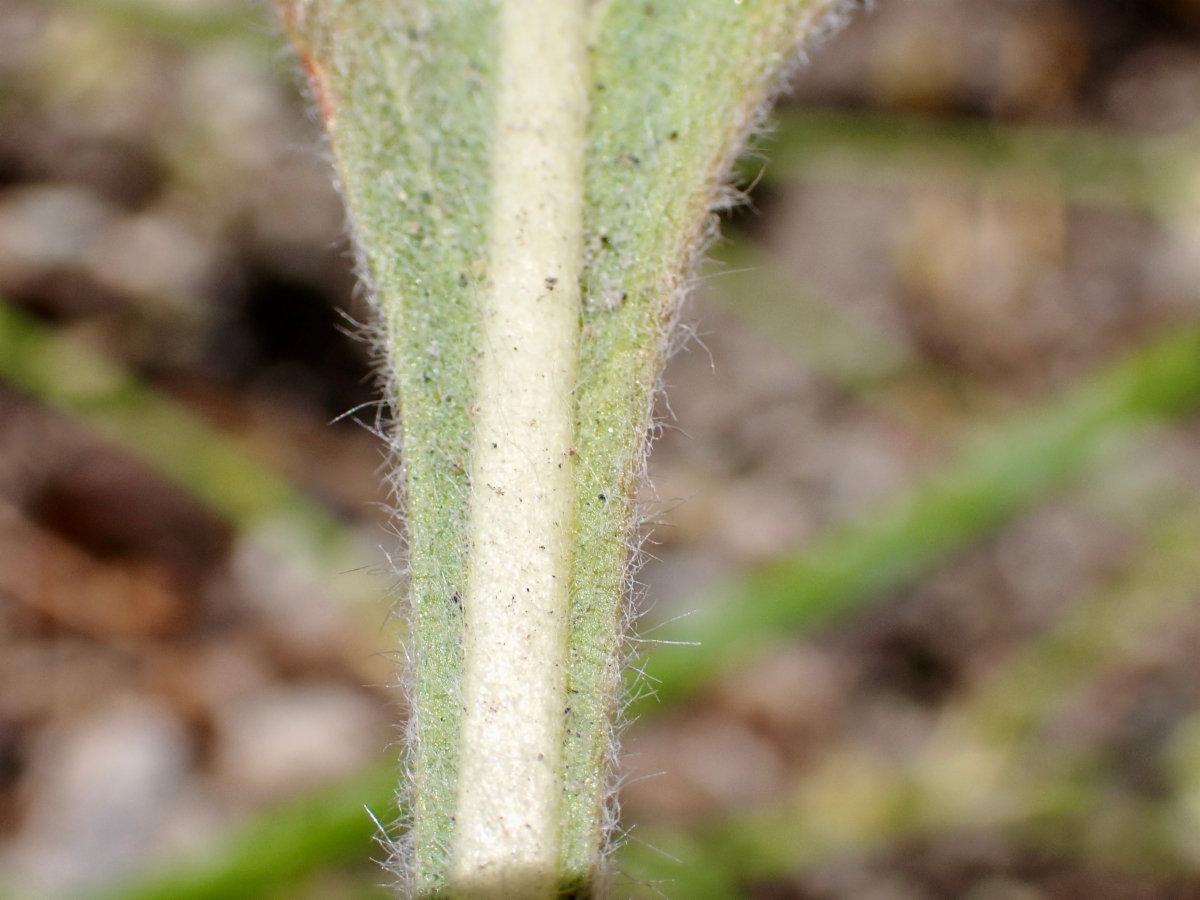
[276,1,854,894]
[449,1,588,895]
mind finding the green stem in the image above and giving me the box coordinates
[278,1,853,894]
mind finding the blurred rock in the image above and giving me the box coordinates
[892,190,1162,382]
[797,867,931,900]
[1105,44,1200,134]
[247,153,346,253]
[791,0,1085,120]
[808,830,1200,900]
[965,877,1048,900]
[766,182,912,367]
[230,534,355,657]
[633,544,735,624]
[31,15,176,144]
[0,0,45,80]
[0,184,115,290]
[25,444,233,583]
[180,46,295,170]
[637,463,721,551]
[2,698,189,897]
[0,115,164,209]
[85,209,215,308]
[145,639,276,726]
[1145,223,1200,316]
[211,683,387,804]
[865,0,977,114]
[895,189,1069,377]
[0,503,190,639]
[715,645,849,751]
[993,504,1132,636]
[714,478,813,565]
[0,640,139,721]
[652,297,920,533]
[620,715,785,822]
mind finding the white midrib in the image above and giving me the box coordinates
[449,1,589,897]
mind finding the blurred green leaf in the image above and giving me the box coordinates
[756,108,1196,217]
[627,507,1200,897]
[91,765,396,900]
[703,237,915,389]
[0,300,348,553]
[84,325,1200,900]
[49,0,274,49]
[637,325,1200,710]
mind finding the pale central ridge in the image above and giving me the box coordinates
[449,0,589,896]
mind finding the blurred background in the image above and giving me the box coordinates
[4,0,1200,898]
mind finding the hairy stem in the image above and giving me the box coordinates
[275,1,854,895]
[449,1,588,895]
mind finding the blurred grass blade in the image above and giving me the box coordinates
[756,108,1196,216]
[0,311,396,900]
[624,507,1200,900]
[84,326,1200,900]
[50,0,275,48]
[638,325,1200,710]
[0,299,347,551]
[703,236,914,389]
[88,765,397,900]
